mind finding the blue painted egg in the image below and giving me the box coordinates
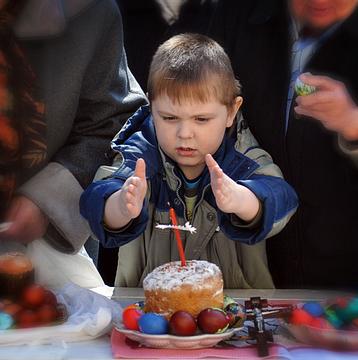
[302,302,324,317]
[138,313,169,334]
[0,312,14,330]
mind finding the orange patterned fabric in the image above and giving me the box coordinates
[0,1,46,220]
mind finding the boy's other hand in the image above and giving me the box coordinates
[205,154,240,214]
[104,158,147,230]
[120,158,147,219]
[205,154,260,222]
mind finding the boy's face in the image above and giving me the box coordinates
[152,95,242,179]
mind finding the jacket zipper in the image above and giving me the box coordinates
[170,167,188,222]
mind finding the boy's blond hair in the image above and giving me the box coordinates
[147,33,241,109]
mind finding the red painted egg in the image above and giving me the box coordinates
[169,311,197,336]
[290,308,313,326]
[123,301,144,311]
[197,308,230,334]
[122,307,143,331]
[21,284,47,308]
[309,317,333,329]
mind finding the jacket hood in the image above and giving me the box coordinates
[110,105,161,180]
[110,105,259,184]
[14,0,98,39]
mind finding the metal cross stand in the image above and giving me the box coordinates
[245,297,293,357]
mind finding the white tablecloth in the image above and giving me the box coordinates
[1,287,357,360]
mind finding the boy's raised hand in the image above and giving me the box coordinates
[104,158,147,229]
[205,154,260,222]
[119,158,147,219]
[205,154,239,214]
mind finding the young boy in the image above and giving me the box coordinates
[80,34,298,288]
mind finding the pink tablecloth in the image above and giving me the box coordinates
[111,328,286,359]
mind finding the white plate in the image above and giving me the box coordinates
[283,322,358,350]
[115,324,242,349]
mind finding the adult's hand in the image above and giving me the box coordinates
[0,195,49,243]
[295,73,358,141]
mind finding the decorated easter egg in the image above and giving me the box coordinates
[169,311,197,336]
[290,308,313,326]
[295,77,316,96]
[0,312,13,330]
[138,313,169,334]
[197,308,230,334]
[224,302,246,328]
[122,307,144,331]
[302,302,324,317]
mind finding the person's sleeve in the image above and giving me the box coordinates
[19,2,147,254]
[218,174,298,244]
[79,178,148,248]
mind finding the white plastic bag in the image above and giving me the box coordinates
[0,283,122,346]
[26,239,104,289]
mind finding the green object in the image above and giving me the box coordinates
[223,295,246,328]
[223,295,237,308]
[325,308,344,328]
[295,77,316,96]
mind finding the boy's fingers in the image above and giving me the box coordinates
[205,154,218,170]
[134,158,146,179]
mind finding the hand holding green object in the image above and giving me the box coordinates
[295,76,316,96]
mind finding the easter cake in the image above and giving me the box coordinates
[143,260,224,318]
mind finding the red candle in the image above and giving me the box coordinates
[169,207,186,266]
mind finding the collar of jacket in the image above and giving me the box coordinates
[13,0,97,39]
[160,129,259,195]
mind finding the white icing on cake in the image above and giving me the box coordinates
[143,260,222,291]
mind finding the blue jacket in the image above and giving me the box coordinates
[81,105,298,288]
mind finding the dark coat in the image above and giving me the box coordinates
[209,0,358,289]
[116,0,219,91]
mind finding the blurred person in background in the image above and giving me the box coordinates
[209,0,358,289]
[0,0,146,285]
[116,0,217,91]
